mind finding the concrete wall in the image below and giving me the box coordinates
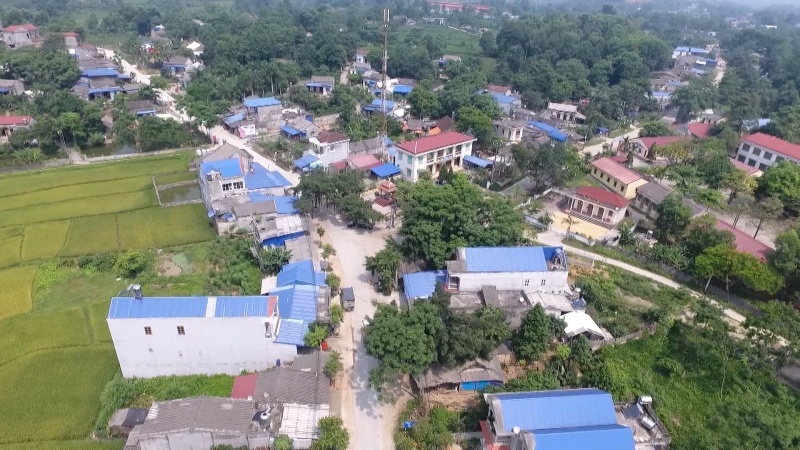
[312,140,350,167]
[108,316,297,378]
[452,270,569,293]
[199,174,247,203]
[139,431,254,450]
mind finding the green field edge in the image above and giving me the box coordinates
[0,152,194,182]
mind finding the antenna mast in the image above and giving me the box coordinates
[380,7,389,161]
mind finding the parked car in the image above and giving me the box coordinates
[340,287,355,311]
[347,220,374,230]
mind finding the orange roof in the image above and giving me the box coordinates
[591,157,644,185]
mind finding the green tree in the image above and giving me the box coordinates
[670,77,718,122]
[407,83,441,118]
[316,227,325,241]
[479,31,497,57]
[364,241,402,294]
[653,193,692,243]
[639,121,674,137]
[695,245,783,294]
[511,305,553,362]
[512,142,585,193]
[259,247,292,275]
[720,168,757,204]
[311,416,349,450]
[617,219,636,246]
[272,435,294,450]
[570,335,593,370]
[770,229,800,287]
[114,250,150,279]
[455,105,494,146]
[758,162,800,212]
[323,350,343,386]
[682,215,735,259]
[330,304,344,325]
[751,197,783,238]
[325,273,341,293]
[764,103,800,143]
[304,322,329,347]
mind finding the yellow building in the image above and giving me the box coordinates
[590,157,648,200]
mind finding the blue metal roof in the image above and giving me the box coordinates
[692,68,706,75]
[674,46,690,52]
[244,97,281,108]
[108,297,208,319]
[248,193,298,214]
[88,86,123,94]
[200,158,244,179]
[135,110,157,116]
[549,130,568,142]
[245,163,291,189]
[82,68,119,78]
[528,121,558,134]
[533,425,635,450]
[595,127,609,134]
[403,270,447,300]
[275,319,309,345]
[0,88,9,93]
[214,296,271,317]
[651,91,671,98]
[224,113,245,126]
[393,84,413,95]
[490,92,519,105]
[306,82,332,88]
[462,246,565,273]
[294,153,320,169]
[690,47,709,54]
[463,155,492,168]
[492,389,617,433]
[367,99,396,112]
[280,125,301,136]
[277,260,327,287]
[371,163,401,178]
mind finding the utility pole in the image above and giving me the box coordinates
[380,7,389,161]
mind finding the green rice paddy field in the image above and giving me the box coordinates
[0,154,216,448]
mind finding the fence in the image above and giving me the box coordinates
[591,327,655,351]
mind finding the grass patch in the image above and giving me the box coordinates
[0,307,89,366]
[0,176,153,213]
[116,209,156,249]
[154,171,195,186]
[0,441,124,450]
[0,190,155,228]
[148,204,216,247]
[62,215,120,256]
[0,266,37,320]
[90,300,113,343]
[0,153,192,197]
[0,226,23,240]
[94,374,234,435]
[0,347,119,444]
[33,263,119,313]
[21,221,71,261]
[0,234,22,268]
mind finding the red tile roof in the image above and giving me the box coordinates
[330,160,348,172]
[575,186,629,209]
[688,122,714,139]
[741,132,800,161]
[715,220,773,260]
[637,135,690,150]
[347,153,382,170]
[487,84,511,94]
[230,373,258,399]
[3,24,37,32]
[395,131,475,155]
[730,157,761,176]
[0,116,33,127]
[591,157,644,185]
[316,130,348,143]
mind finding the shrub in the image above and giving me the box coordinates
[325,273,341,292]
[114,249,150,279]
[330,304,344,324]
[76,253,118,272]
[304,322,329,347]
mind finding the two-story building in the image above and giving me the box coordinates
[2,24,39,48]
[445,246,569,294]
[481,389,636,450]
[546,102,585,123]
[590,157,648,200]
[493,119,526,143]
[355,48,368,64]
[394,131,477,181]
[308,131,350,167]
[565,186,629,227]
[107,293,298,378]
[735,132,800,170]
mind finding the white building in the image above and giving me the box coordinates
[493,119,526,143]
[445,246,569,293]
[107,294,299,378]
[546,102,585,122]
[394,131,477,181]
[186,41,204,57]
[308,131,350,167]
[735,132,800,170]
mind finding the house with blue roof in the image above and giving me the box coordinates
[481,389,636,450]
[305,76,335,97]
[444,246,569,293]
[107,293,299,378]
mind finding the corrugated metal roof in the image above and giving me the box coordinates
[279,403,330,440]
[490,389,617,433]
[275,319,308,346]
[533,424,635,450]
[108,297,208,319]
[463,155,492,168]
[248,193,298,214]
[277,260,327,287]
[490,92,519,105]
[214,296,273,317]
[371,163,401,178]
[200,158,244,179]
[224,113,245,126]
[403,270,447,300]
[137,397,255,436]
[294,153,320,168]
[462,247,558,272]
[245,163,291,189]
[82,68,119,77]
[251,368,330,404]
[243,97,280,108]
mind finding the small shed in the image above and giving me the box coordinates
[371,162,401,179]
[414,357,505,392]
[294,153,323,172]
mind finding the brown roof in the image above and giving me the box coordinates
[4,24,37,32]
[591,157,644,185]
[487,84,511,94]
[232,368,329,405]
[315,131,348,143]
[574,186,629,209]
[437,116,454,132]
[347,153,382,169]
[637,135,690,150]
[688,122,714,138]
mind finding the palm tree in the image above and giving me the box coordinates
[259,247,293,275]
[562,214,576,237]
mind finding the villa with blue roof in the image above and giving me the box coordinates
[444,246,569,293]
[107,293,300,378]
[481,389,636,450]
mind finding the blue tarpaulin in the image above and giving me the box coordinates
[371,163,401,178]
[280,125,301,137]
[463,155,493,168]
[393,84,413,95]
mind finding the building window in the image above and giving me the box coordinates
[619,185,624,192]
[541,280,546,286]
[764,152,773,160]
[776,156,785,163]
[742,144,751,153]
[747,159,757,167]
[406,168,412,177]
[407,155,413,164]
[177,326,185,335]
[418,156,423,163]
[752,147,761,156]
[759,163,768,170]
[233,181,244,189]
[737,154,747,162]
[613,181,618,188]
[524,279,530,287]
[144,327,152,335]
[222,183,232,191]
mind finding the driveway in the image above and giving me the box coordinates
[319,213,398,450]
[582,127,641,157]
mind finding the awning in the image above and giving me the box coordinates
[294,153,320,169]
[371,163,401,178]
[280,125,301,136]
[463,155,492,168]
[393,84,413,95]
